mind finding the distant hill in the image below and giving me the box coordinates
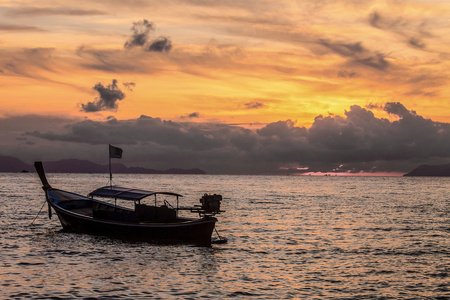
[0,156,205,174]
[404,164,450,177]
[0,156,34,172]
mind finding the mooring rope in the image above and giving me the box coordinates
[30,199,47,226]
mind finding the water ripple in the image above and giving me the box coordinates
[0,174,449,299]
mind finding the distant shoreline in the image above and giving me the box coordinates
[0,156,206,175]
[2,155,449,176]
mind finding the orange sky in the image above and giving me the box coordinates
[1,0,449,127]
[1,1,449,175]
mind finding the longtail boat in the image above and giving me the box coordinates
[34,161,225,246]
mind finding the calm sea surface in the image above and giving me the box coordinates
[0,173,448,299]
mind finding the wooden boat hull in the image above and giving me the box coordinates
[45,189,217,246]
[52,203,217,245]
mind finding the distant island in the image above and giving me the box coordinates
[0,156,205,174]
[403,164,450,177]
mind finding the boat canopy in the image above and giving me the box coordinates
[88,186,183,201]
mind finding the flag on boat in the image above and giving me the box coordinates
[109,144,123,159]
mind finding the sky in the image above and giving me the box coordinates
[0,0,449,175]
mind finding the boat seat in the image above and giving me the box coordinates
[135,204,177,223]
[92,202,138,223]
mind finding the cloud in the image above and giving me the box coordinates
[123,82,136,91]
[179,112,201,119]
[188,112,200,118]
[0,23,44,31]
[319,40,365,57]
[76,45,150,73]
[319,39,390,71]
[22,102,449,174]
[244,101,265,109]
[75,39,253,79]
[384,102,416,118]
[124,19,154,49]
[354,53,389,71]
[368,10,429,35]
[368,11,385,29]
[147,37,173,53]
[7,7,107,17]
[0,47,60,81]
[365,102,383,110]
[408,37,426,49]
[369,10,431,50]
[338,70,359,78]
[79,79,126,112]
[124,19,172,53]
[307,104,449,164]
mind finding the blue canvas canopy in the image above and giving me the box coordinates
[88,186,183,201]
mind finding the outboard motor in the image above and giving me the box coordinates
[200,194,222,215]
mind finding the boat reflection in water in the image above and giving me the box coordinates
[34,161,226,246]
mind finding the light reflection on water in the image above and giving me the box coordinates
[0,173,448,299]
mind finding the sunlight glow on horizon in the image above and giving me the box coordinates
[297,172,406,177]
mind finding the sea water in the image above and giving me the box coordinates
[0,173,448,299]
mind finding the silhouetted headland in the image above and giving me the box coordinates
[0,156,205,174]
[404,164,450,177]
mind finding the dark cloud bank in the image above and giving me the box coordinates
[22,102,450,175]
